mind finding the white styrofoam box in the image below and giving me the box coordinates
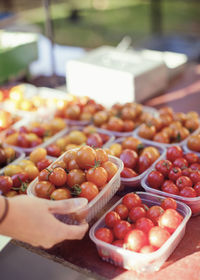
[66,46,168,106]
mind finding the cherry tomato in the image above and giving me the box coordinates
[123,120,135,132]
[141,147,160,163]
[184,153,199,164]
[79,181,99,201]
[135,217,154,234]
[105,211,121,228]
[95,228,114,244]
[161,197,177,210]
[147,170,164,189]
[138,153,152,174]
[167,146,183,162]
[31,126,45,137]
[168,167,182,182]
[149,226,171,248]
[46,144,61,157]
[0,176,13,194]
[0,149,7,167]
[180,187,197,197]
[49,167,67,187]
[176,176,193,190]
[101,161,118,181]
[86,133,103,148]
[95,148,108,164]
[190,170,200,184]
[51,161,67,169]
[138,124,156,140]
[194,182,200,196]
[63,150,77,165]
[120,149,138,169]
[190,163,200,171]
[162,180,179,195]
[29,147,47,164]
[155,160,172,177]
[121,137,142,152]
[187,135,200,152]
[37,158,53,171]
[158,209,183,234]
[112,240,124,248]
[76,145,96,170]
[129,206,146,222]
[107,117,124,132]
[114,204,129,220]
[67,169,86,188]
[140,245,157,253]
[50,188,71,200]
[124,229,148,252]
[86,166,108,188]
[146,205,164,225]
[17,133,30,148]
[122,193,141,210]
[182,168,192,177]
[35,181,55,199]
[113,220,132,240]
[38,169,51,181]
[11,172,29,188]
[173,158,188,169]
[121,167,138,178]
[24,165,39,180]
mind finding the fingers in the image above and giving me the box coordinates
[47,198,88,215]
[58,222,89,240]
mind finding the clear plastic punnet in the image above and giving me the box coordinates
[106,137,166,188]
[89,192,191,273]
[27,150,124,223]
[141,150,200,216]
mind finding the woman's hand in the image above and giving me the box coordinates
[0,195,89,249]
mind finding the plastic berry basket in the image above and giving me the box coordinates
[106,137,166,188]
[0,145,25,174]
[134,124,200,149]
[27,150,124,223]
[0,118,69,155]
[141,152,200,216]
[89,192,191,273]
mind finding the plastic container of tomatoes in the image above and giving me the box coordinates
[27,151,124,222]
[89,192,191,273]
[0,118,69,155]
[141,154,200,216]
[106,137,166,188]
[134,124,200,149]
[94,106,158,139]
[0,145,25,174]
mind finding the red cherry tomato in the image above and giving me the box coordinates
[138,154,152,174]
[120,149,138,169]
[35,181,55,199]
[31,126,45,137]
[128,206,146,222]
[79,181,99,202]
[180,187,197,197]
[194,182,200,196]
[86,133,103,148]
[11,172,29,188]
[49,167,67,187]
[86,166,108,188]
[124,229,148,252]
[149,226,171,248]
[190,163,200,171]
[95,228,114,244]
[173,158,188,169]
[114,204,129,220]
[122,193,141,210]
[162,180,179,195]
[121,167,138,178]
[146,205,164,225]
[184,153,199,164]
[190,170,200,184]
[176,176,193,190]
[105,211,121,228]
[112,239,124,248]
[161,197,177,210]
[155,160,172,177]
[167,146,183,162]
[147,170,164,189]
[67,169,86,188]
[158,208,183,234]
[135,217,154,234]
[46,144,61,157]
[37,158,53,171]
[182,167,192,177]
[168,167,182,182]
[38,169,50,181]
[0,176,13,194]
[113,220,132,240]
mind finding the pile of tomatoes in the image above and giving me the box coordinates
[3,118,67,149]
[147,146,200,198]
[45,126,110,157]
[0,147,53,197]
[55,96,105,122]
[92,102,153,133]
[34,145,118,201]
[107,137,160,178]
[95,193,183,255]
[138,107,199,144]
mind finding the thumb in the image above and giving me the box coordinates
[47,198,88,215]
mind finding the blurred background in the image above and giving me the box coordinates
[0,0,200,48]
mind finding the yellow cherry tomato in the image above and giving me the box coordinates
[29,147,47,164]
[24,165,39,180]
[68,130,87,145]
[4,165,23,176]
[109,143,122,157]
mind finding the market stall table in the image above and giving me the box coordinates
[12,63,200,279]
